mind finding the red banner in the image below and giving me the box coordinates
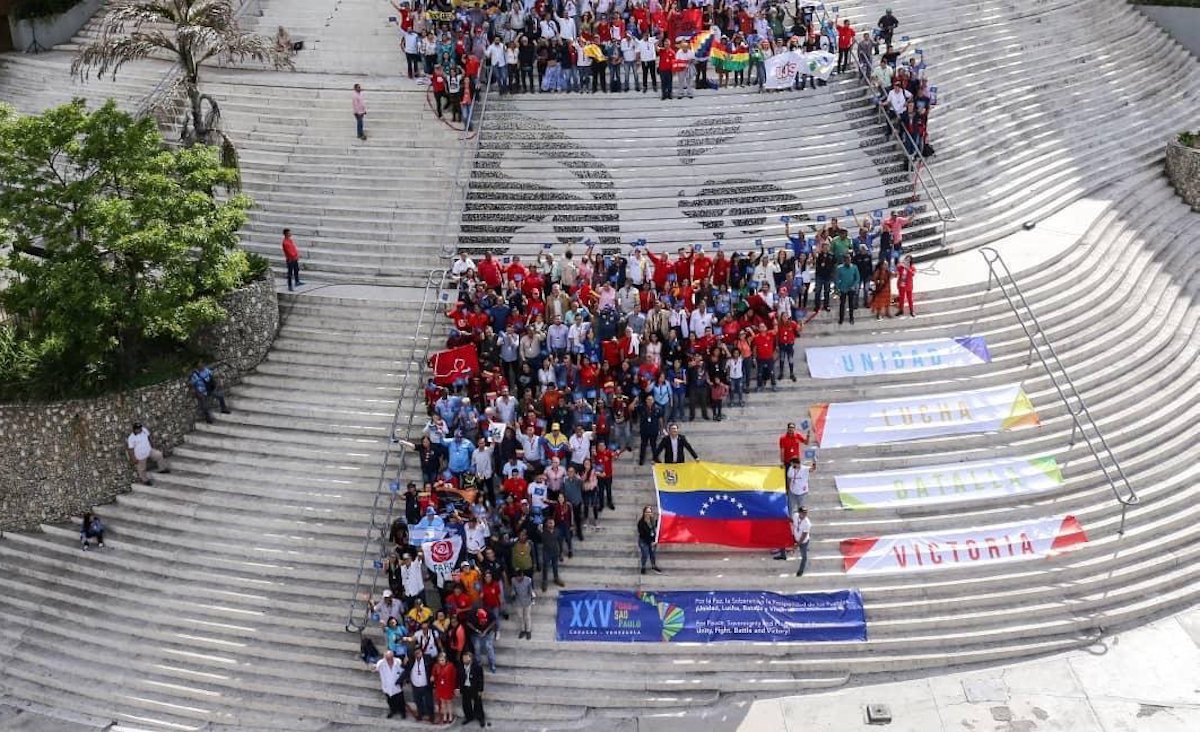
[428,343,480,386]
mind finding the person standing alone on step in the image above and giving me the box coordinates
[637,505,662,574]
[352,83,367,140]
[281,228,303,291]
[792,507,812,577]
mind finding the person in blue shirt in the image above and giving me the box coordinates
[446,432,475,476]
[414,506,446,543]
[189,362,230,424]
[783,218,812,259]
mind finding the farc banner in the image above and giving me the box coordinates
[840,515,1087,574]
[421,535,462,584]
[762,50,837,90]
[556,589,867,643]
[809,383,1039,448]
[835,455,1064,510]
[806,336,991,379]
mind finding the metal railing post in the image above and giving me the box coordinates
[978,247,1139,536]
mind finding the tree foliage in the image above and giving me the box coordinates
[71,0,293,143]
[0,100,253,400]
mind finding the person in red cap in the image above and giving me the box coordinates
[467,606,497,673]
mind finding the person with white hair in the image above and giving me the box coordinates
[376,650,406,719]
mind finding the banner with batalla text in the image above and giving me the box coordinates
[806,336,991,379]
[835,455,1064,510]
[840,515,1087,574]
[809,383,1039,448]
[556,589,867,643]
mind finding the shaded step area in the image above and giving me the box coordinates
[464,72,930,257]
[0,290,445,730]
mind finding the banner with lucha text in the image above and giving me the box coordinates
[555,589,867,643]
[839,515,1088,574]
[809,383,1040,449]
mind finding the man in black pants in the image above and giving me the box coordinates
[460,650,486,727]
[636,395,664,465]
[813,244,837,312]
[376,650,406,719]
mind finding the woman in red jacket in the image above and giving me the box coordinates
[895,255,916,316]
[431,652,459,723]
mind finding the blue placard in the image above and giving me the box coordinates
[693,243,703,252]
[780,215,791,223]
[844,208,854,217]
[389,481,400,493]
[502,256,511,265]
[873,209,884,219]
[901,35,910,41]
[817,214,826,222]
[373,559,383,569]
[712,240,721,250]
[637,238,646,246]
[803,448,818,461]
[543,242,553,249]
[799,419,811,431]
[767,247,775,255]
[556,590,867,643]
[755,238,763,248]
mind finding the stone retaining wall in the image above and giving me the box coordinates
[1165,138,1200,211]
[0,275,278,532]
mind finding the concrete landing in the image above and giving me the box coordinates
[921,195,1112,293]
[629,604,1200,732]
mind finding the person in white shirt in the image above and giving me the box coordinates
[377,650,407,719]
[471,439,495,499]
[556,13,577,41]
[464,515,491,555]
[637,35,658,94]
[567,426,592,470]
[620,35,639,91]
[373,589,404,626]
[399,553,426,608]
[689,305,713,336]
[451,253,475,279]
[884,81,912,116]
[125,421,169,485]
[787,458,811,512]
[674,40,695,99]
[487,38,508,91]
[792,508,812,577]
[528,475,549,510]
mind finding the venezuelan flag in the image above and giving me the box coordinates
[654,461,792,549]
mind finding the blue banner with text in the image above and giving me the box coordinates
[555,589,867,643]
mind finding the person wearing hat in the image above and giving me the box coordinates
[125,421,170,486]
[373,589,404,627]
[414,506,446,545]
[673,37,695,99]
[791,507,812,577]
[543,422,569,462]
[467,606,498,673]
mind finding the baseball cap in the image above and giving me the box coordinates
[383,589,393,598]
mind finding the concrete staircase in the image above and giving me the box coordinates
[466,75,934,255]
[826,0,1200,255]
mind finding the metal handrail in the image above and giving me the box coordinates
[850,44,958,223]
[979,247,1139,535]
[344,67,495,634]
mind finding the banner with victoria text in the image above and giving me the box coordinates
[556,589,867,643]
[806,336,992,379]
[840,515,1087,574]
[835,455,1064,509]
[809,383,1039,448]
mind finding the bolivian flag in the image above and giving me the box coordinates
[654,461,792,549]
[711,39,749,72]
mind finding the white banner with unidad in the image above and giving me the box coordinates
[810,383,1039,449]
[835,455,1063,510]
[840,515,1087,574]
[763,50,838,89]
[421,535,462,586]
[806,336,992,379]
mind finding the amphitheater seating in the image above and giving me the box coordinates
[0,0,1197,728]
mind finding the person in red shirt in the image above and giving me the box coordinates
[657,40,676,100]
[463,53,480,84]
[593,442,621,510]
[776,311,800,382]
[430,65,448,118]
[837,20,857,74]
[778,422,807,468]
[692,251,711,282]
[502,473,528,503]
[752,322,777,391]
[432,652,458,723]
[281,228,303,291]
[477,253,501,288]
[712,250,730,286]
[672,249,691,283]
[505,255,529,285]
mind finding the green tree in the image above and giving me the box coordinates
[71,0,293,145]
[0,100,253,399]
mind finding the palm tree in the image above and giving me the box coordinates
[71,0,293,145]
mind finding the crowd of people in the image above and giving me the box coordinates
[385,0,928,120]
